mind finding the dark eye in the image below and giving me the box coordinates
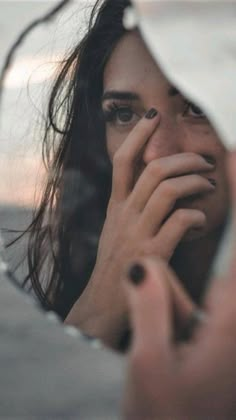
[116,107,135,123]
[103,104,140,127]
[184,101,205,118]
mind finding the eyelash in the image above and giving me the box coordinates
[103,103,141,126]
[183,101,206,118]
[102,100,206,127]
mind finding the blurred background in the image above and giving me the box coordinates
[0,0,91,277]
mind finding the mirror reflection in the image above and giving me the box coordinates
[0,0,230,352]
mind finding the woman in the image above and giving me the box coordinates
[23,0,229,349]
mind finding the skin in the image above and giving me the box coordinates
[65,31,229,349]
[124,153,236,419]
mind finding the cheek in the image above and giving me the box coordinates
[183,124,226,160]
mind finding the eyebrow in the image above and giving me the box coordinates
[102,90,140,102]
[102,86,180,102]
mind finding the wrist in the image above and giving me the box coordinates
[64,300,128,349]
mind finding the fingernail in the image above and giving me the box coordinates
[208,178,216,187]
[203,155,216,166]
[127,263,146,286]
[145,108,158,119]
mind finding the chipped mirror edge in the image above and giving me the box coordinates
[0,230,104,351]
[0,0,105,351]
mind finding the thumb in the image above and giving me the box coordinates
[124,257,173,364]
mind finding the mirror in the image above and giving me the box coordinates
[0,0,234,352]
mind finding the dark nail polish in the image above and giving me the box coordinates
[203,155,216,166]
[128,263,146,286]
[208,178,216,187]
[145,108,158,119]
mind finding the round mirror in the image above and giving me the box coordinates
[0,0,234,353]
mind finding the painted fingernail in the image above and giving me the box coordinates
[203,155,216,166]
[128,263,146,286]
[208,178,216,187]
[145,108,158,119]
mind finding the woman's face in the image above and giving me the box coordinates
[102,31,229,238]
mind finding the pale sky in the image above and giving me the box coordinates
[0,0,92,206]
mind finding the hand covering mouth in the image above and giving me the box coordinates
[174,183,215,210]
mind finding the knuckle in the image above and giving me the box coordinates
[160,179,176,199]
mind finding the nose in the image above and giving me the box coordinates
[142,115,183,165]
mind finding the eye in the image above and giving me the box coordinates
[183,101,206,118]
[103,103,140,126]
[116,107,134,123]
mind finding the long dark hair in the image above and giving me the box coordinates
[23,0,131,319]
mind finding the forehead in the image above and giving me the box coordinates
[103,31,168,93]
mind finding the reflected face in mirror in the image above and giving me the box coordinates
[103,31,229,240]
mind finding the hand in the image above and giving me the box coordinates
[123,152,236,419]
[65,109,215,348]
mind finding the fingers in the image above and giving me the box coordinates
[151,208,206,261]
[138,174,214,237]
[129,153,215,211]
[124,258,173,364]
[111,109,160,201]
[167,264,198,328]
[123,259,195,420]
